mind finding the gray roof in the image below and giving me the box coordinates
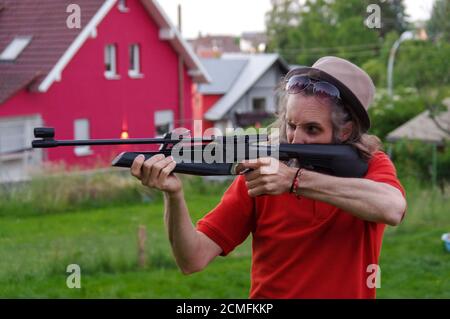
[386,98,450,145]
[197,59,248,94]
[204,53,290,121]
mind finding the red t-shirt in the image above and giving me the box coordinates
[196,151,406,299]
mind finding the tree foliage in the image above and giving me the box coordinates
[266,0,408,66]
[427,0,450,42]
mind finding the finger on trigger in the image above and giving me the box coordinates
[131,154,145,178]
[239,157,270,169]
[243,168,260,181]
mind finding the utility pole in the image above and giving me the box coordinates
[177,4,185,126]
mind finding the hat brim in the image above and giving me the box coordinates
[289,67,371,133]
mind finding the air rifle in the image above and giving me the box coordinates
[31,127,368,178]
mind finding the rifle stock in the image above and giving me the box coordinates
[112,144,368,178]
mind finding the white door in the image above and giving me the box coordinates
[0,115,43,183]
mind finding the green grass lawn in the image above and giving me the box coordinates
[0,180,449,298]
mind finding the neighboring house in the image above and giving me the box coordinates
[239,32,267,53]
[188,32,268,58]
[195,53,290,134]
[386,98,450,146]
[0,0,209,182]
[386,98,450,186]
[188,35,241,58]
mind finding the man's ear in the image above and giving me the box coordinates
[340,122,353,141]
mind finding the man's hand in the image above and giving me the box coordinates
[237,157,298,197]
[131,154,182,194]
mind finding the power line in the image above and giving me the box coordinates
[273,43,381,53]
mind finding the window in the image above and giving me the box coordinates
[104,44,119,79]
[0,36,32,61]
[118,0,129,12]
[0,122,26,154]
[252,98,266,112]
[0,116,42,183]
[154,110,174,136]
[129,44,143,78]
[74,119,92,156]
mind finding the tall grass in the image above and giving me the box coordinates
[0,169,147,217]
[0,167,231,217]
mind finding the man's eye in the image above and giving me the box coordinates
[307,126,319,134]
[288,123,296,130]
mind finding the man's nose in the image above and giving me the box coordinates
[292,128,307,144]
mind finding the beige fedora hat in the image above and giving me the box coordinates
[287,56,375,133]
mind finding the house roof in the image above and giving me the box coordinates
[188,35,241,58]
[386,98,450,145]
[204,53,290,121]
[197,58,248,94]
[0,0,210,104]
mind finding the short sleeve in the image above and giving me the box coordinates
[364,152,405,195]
[196,175,254,256]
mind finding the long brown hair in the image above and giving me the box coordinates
[269,77,382,161]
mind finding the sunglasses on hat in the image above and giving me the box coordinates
[285,75,341,100]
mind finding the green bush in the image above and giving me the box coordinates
[368,87,427,140]
[389,140,450,186]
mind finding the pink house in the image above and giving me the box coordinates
[0,0,209,182]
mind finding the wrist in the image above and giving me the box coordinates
[164,188,184,200]
[290,168,305,196]
[286,167,299,193]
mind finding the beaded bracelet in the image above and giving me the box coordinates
[290,168,303,195]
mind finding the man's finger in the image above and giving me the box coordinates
[142,154,165,185]
[248,185,266,197]
[239,157,272,169]
[158,160,177,183]
[131,154,145,178]
[150,156,174,181]
[246,176,266,190]
[243,169,261,182]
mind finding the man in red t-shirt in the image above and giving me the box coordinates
[130,56,407,298]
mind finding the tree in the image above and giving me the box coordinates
[265,0,302,61]
[427,0,450,42]
[265,0,408,66]
[377,0,409,38]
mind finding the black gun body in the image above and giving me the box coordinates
[32,127,368,178]
[112,144,368,178]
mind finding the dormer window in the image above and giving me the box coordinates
[118,0,129,12]
[0,36,32,61]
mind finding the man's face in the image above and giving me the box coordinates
[285,94,334,144]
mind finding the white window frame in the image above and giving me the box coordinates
[104,44,120,80]
[154,110,174,137]
[252,97,267,112]
[118,0,129,12]
[74,119,93,156]
[128,44,143,78]
[0,36,32,61]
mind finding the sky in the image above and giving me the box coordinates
[159,0,436,39]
